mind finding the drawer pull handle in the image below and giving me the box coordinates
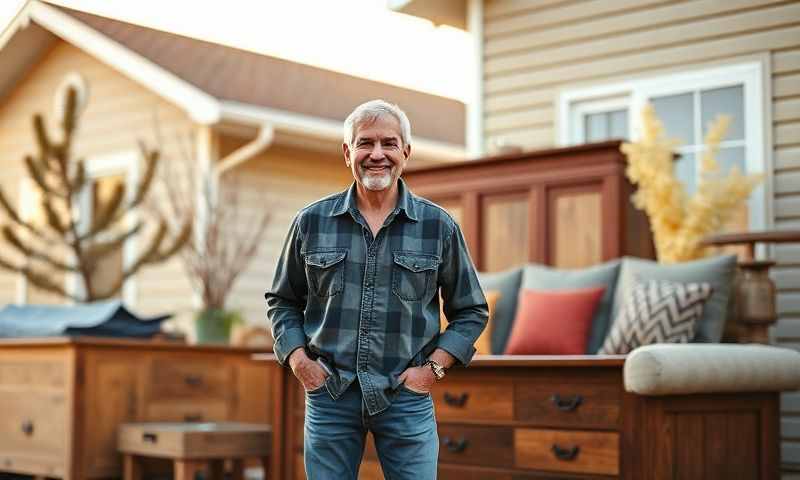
[184,374,203,387]
[142,433,158,444]
[21,420,34,436]
[551,394,582,411]
[443,392,469,407]
[184,413,203,422]
[551,444,580,461]
[442,436,468,453]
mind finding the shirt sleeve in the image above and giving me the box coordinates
[436,221,489,366]
[265,213,308,366]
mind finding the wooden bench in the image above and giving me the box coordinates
[118,422,272,480]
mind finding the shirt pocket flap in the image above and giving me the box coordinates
[393,252,440,273]
[305,250,347,269]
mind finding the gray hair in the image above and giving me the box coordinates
[343,99,412,147]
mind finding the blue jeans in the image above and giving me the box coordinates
[303,379,439,479]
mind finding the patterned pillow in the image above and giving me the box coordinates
[599,279,713,355]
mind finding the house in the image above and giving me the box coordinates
[0,1,466,331]
[394,0,800,473]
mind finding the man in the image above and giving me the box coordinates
[266,99,488,479]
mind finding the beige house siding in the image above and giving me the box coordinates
[483,0,800,471]
[216,137,352,327]
[0,40,196,315]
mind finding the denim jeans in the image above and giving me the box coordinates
[303,379,439,479]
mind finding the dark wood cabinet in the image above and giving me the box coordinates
[403,141,655,272]
[273,355,779,480]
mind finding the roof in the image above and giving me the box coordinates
[0,1,465,154]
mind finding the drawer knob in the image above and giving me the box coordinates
[551,444,580,461]
[443,392,469,407]
[551,394,583,412]
[184,374,203,387]
[142,433,158,444]
[441,436,468,453]
[21,420,34,436]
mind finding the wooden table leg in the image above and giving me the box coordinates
[231,459,245,480]
[123,454,143,480]
[174,459,205,480]
[209,459,225,480]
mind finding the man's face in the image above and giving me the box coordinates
[343,115,410,192]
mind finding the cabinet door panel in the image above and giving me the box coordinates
[549,187,602,268]
[482,193,531,272]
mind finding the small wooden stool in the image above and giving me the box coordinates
[118,422,272,480]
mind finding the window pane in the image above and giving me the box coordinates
[608,110,628,140]
[701,85,744,141]
[675,151,696,194]
[715,146,747,175]
[584,112,608,142]
[651,93,694,145]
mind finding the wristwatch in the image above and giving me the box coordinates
[426,359,446,381]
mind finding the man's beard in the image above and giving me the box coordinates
[359,165,395,191]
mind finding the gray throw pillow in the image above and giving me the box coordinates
[477,267,523,354]
[520,260,621,354]
[611,255,737,343]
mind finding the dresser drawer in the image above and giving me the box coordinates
[142,400,229,423]
[0,359,66,390]
[515,428,619,476]
[147,358,231,400]
[432,379,513,422]
[515,372,620,429]
[437,425,514,468]
[0,391,67,459]
[438,464,512,480]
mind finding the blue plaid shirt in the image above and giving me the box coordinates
[266,179,488,415]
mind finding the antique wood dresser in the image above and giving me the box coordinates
[0,337,282,480]
[269,355,778,480]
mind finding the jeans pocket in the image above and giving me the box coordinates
[399,383,430,397]
[305,383,327,395]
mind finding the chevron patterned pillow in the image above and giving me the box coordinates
[599,279,713,355]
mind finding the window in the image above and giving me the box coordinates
[558,60,769,231]
[70,151,140,305]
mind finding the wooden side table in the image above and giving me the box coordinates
[703,229,800,343]
[118,422,272,480]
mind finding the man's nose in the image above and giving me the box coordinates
[369,143,385,159]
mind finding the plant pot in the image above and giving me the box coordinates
[194,309,241,344]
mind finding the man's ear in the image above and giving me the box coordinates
[343,143,351,167]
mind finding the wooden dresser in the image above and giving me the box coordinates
[271,355,779,480]
[0,337,282,480]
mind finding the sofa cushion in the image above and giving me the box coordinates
[611,255,737,343]
[505,286,606,355]
[625,344,800,395]
[599,279,713,355]
[520,260,621,353]
[440,290,501,355]
[477,267,523,354]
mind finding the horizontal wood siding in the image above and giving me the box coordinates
[0,41,195,319]
[483,0,800,470]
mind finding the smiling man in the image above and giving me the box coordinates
[266,100,488,479]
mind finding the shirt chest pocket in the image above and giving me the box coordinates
[392,252,440,301]
[304,250,347,298]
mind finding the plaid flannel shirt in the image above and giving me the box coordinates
[266,178,488,415]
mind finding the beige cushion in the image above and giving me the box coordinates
[624,344,800,396]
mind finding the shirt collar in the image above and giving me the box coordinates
[329,178,418,222]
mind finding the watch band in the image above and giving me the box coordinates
[426,359,446,381]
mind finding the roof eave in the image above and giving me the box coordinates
[388,0,466,30]
[219,101,465,163]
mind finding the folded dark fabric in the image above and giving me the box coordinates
[0,300,170,338]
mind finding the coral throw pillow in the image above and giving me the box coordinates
[440,290,501,355]
[504,287,606,355]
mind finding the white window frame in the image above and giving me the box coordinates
[67,150,140,306]
[557,59,772,233]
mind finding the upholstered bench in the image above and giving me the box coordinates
[118,422,272,480]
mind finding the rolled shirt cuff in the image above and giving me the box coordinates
[436,329,477,367]
[273,327,307,366]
